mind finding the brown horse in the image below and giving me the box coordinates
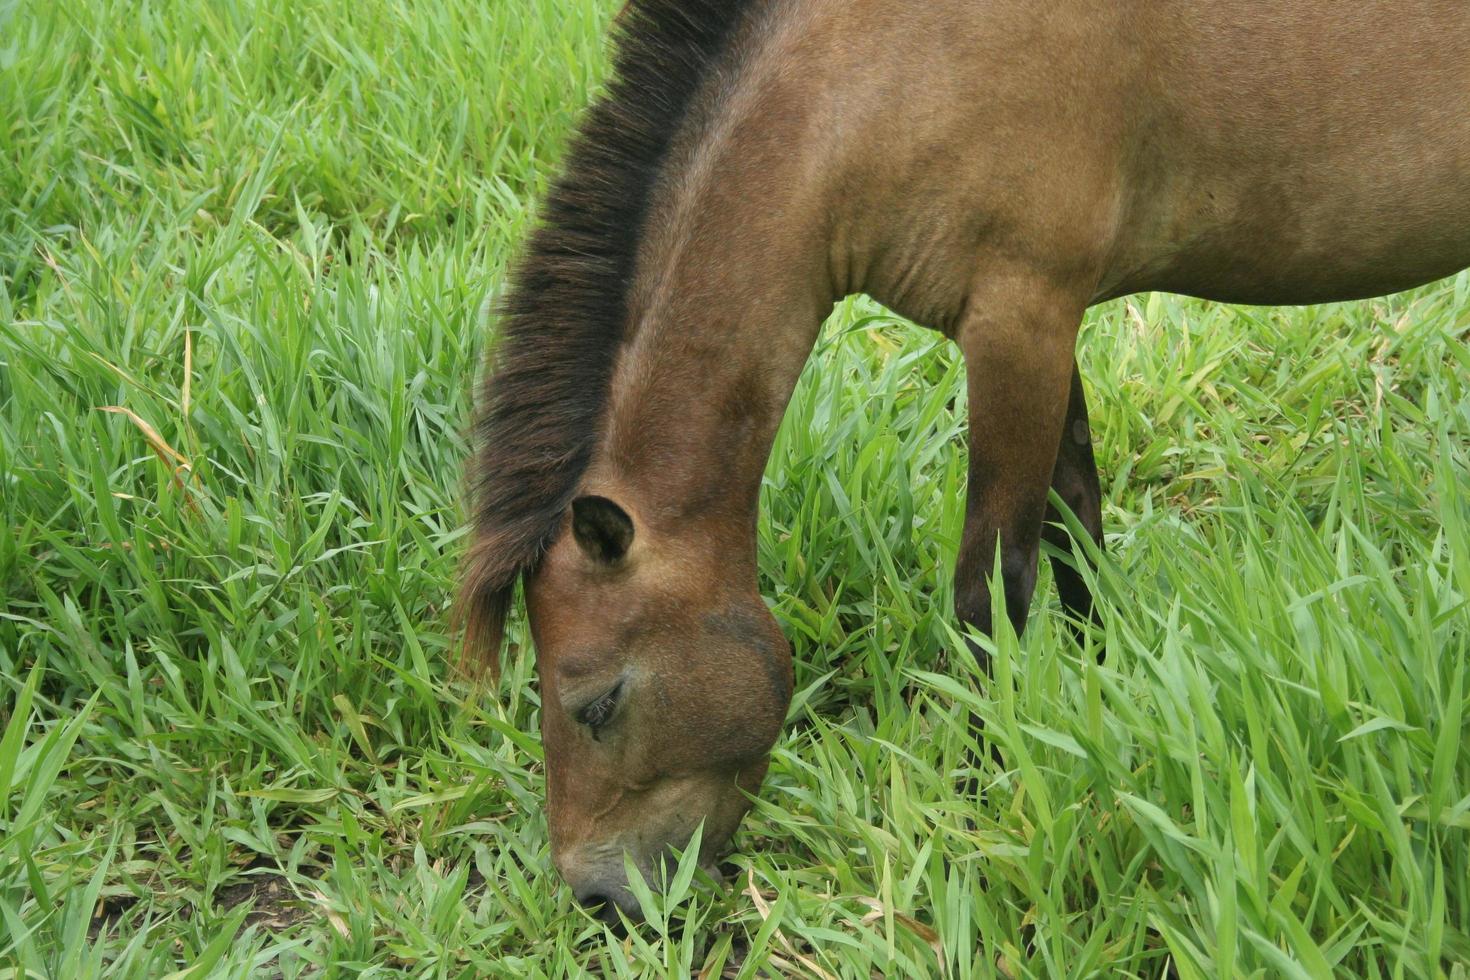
[460,0,1470,922]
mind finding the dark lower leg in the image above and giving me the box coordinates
[952,277,1083,648]
[1041,363,1105,629]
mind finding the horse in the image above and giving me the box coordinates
[459,0,1470,922]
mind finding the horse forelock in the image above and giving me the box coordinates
[458,0,762,678]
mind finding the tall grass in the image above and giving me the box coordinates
[2,0,1467,975]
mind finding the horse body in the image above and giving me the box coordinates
[795,0,1470,313]
[1104,2,1470,304]
[465,0,1470,919]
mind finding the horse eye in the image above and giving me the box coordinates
[575,681,623,735]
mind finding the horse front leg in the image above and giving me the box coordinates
[1041,362,1105,632]
[952,272,1085,650]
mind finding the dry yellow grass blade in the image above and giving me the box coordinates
[98,406,191,470]
[857,896,945,975]
[745,868,837,980]
[97,405,199,507]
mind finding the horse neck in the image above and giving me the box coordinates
[595,216,832,533]
[591,89,840,533]
[588,4,970,535]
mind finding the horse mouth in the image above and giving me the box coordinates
[575,853,735,928]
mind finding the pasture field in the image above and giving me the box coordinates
[2,0,1469,975]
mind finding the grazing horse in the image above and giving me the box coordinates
[460,0,1470,922]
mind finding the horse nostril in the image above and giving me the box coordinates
[576,890,619,922]
[575,884,643,926]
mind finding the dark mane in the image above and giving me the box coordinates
[458,0,758,674]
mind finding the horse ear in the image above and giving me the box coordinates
[455,543,515,683]
[571,495,634,564]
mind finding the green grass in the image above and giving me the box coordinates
[2,0,1468,975]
